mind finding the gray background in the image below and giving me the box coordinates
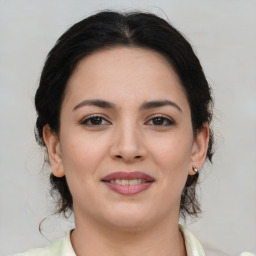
[0,1,255,255]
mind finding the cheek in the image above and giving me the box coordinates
[60,130,110,178]
[149,134,193,170]
[147,131,193,197]
[59,131,111,207]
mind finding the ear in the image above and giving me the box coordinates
[189,123,210,175]
[43,124,65,178]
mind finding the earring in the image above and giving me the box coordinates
[192,165,198,173]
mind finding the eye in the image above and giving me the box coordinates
[80,115,111,126]
[145,115,174,126]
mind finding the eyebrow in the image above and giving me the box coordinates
[139,100,182,112]
[73,99,182,112]
[73,99,115,111]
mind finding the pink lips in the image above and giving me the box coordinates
[101,172,155,195]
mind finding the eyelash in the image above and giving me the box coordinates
[145,114,175,126]
[80,114,174,127]
[80,114,111,126]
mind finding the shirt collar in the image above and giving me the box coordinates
[64,225,205,256]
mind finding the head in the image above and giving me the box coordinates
[35,10,214,222]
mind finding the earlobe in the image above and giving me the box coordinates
[189,123,210,175]
[43,125,65,178]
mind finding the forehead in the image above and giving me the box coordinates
[64,46,189,109]
[69,46,180,86]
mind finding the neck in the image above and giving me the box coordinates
[70,212,186,256]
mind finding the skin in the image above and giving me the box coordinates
[43,46,209,256]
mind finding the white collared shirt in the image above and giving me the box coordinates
[12,225,205,256]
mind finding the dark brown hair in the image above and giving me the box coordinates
[35,10,214,219]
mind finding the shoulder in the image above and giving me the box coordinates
[179,224,205,256]
[179,225,234,256]
[11,230,76,256]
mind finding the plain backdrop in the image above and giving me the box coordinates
[0,1,255,255]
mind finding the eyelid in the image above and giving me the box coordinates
[80,114,112,126]
[145,114,175,126]
[79,113,175,126]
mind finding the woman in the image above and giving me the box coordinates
[13,10,214,256]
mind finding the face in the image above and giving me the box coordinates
[44,46,209,230]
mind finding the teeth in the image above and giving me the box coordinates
[121,179,128,185]
[109,179,146,185]
[129,179,138,185]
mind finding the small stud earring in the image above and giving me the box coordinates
[192,165,198,173]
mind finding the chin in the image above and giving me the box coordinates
[101,203,156,231]
[105,216,150,232]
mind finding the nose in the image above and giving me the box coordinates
[110,122,147,163]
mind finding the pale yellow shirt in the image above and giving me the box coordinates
[12,225,205,256]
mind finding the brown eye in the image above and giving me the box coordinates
[153,117,165,125]
[90,116,103,125]
[146,115,174,126]
[80,115,111,126]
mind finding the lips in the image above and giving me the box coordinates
[101,172,155,195]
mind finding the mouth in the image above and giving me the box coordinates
[101,172,155,195]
